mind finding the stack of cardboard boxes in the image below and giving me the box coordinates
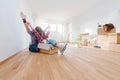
[97,27,120,52]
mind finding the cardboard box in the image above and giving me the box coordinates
[38,43,58,54]
[108,33,120,44]
[40,47,58,54]
[98,35,108,42]
[97,28,116,35]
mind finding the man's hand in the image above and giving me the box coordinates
[20,12,26,19]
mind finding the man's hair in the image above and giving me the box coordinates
[104,23,115,32]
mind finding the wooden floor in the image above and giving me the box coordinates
[0,44,120,80]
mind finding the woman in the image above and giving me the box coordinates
[20,12,67,54]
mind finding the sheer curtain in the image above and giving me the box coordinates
[41,23,66,42]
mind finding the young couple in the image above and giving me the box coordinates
[20,12,67,55]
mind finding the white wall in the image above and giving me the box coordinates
[0,0,30,62]
[78,9,120,34]
[70,0,120,42]
[70,17,81,42]
[106,10,120,32]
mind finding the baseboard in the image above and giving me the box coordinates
[0,48,27,65]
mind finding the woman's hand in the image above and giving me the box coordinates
[20,12,26,19]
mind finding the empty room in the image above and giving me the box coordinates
[0,0,120,80]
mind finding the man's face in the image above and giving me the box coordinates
[103,25,107,31]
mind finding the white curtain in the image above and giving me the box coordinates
[41,23,67,42]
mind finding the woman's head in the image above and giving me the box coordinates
[35,26,43,33]
[35,26,47,39]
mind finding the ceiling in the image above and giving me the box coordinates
[25,0,119,21]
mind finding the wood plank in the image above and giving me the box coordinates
[0,44,120,80]
[0,48,27,65]
[109,44,120,52]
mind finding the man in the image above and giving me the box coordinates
[103,23,115,32]
[20,12,67,54]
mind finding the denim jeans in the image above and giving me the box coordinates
[29,44,40,52]
[47,39,57,47]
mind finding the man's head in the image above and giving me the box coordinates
[103,23,115,32]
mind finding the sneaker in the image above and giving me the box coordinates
[60,43,68,55]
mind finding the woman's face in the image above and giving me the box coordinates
[35,26,48,40]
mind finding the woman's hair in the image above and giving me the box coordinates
[35,26,47,39]
[35,26,43,33]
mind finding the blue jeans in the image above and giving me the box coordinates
[29,44,40,52]
[47,39,57,47]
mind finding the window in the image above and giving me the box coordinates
[68,24,72,42]
[57,24,63,35]
[50,24,56,31]
[41,23,48,30]
[40,22,66,41]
